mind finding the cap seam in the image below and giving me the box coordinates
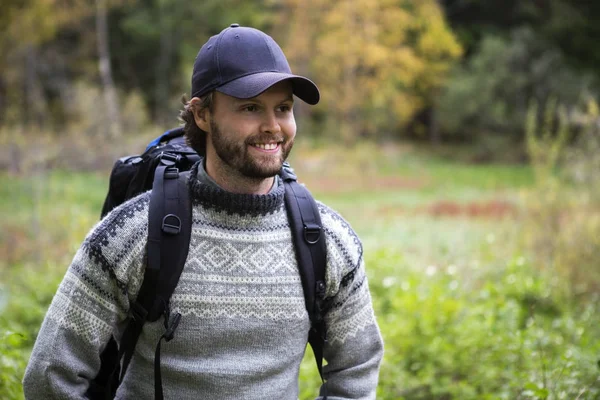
[215,28,231,86]
[260,34,277,70]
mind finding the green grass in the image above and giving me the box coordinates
[1,142,599,399]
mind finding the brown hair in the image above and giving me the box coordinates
[178,92,214,155]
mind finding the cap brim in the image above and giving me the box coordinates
[216,72,320,105]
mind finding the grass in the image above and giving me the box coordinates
[1,141,599,399]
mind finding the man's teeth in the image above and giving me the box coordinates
[253,143,278,150]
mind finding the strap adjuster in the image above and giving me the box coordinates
[164,167,179,180]
[130,302,148,322]
[164,312,182,342]
[304,223,321,244]
[160,152,181,166]
[162,214,181,235]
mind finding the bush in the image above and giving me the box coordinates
[437,27,596,145]
[0,330,28,400]
[0,263,62,400]
[523,98,600,299]
[369,248,600,400]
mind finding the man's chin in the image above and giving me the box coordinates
[241,160,284,179]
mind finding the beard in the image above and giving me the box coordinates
[209,119,294,179]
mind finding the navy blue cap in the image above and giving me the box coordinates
[191,24,320,105]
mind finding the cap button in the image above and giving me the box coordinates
[230,23,240,28]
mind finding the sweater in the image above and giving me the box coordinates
[23,162,384,399]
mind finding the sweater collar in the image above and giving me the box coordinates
[187,160,285,216]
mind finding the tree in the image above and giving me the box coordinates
[0,0,93,129]
[440,0,600,80]
[96,0,122,137]
[437,28,596,143]
[108,0,274,127]
[278,0,462,141]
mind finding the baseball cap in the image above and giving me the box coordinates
[191,24,320,105]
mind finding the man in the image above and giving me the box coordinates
[23,24,383,399]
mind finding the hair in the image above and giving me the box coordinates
[179,92,214,156]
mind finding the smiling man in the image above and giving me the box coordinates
[195,81,296,194]
[23,25,383,400]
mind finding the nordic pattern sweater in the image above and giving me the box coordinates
[23,162,384,399]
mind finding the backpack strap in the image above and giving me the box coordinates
[114,156,192,399]
[280,162,328,399]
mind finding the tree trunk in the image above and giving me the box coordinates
[429,106,441,145]
[96,0,121,137]
[154,7,173,128]
[24,44,47,129]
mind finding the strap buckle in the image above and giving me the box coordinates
[164,312,182,342]
[304,223,321,244]
[162,214,181,235]
[164,166,179,180]
[160,152,181,166]
[130,301,148,322]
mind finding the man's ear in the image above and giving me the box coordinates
[190,97,210,132]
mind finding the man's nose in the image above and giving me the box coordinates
[260,111,281,134]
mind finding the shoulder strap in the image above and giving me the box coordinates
[280,162,328,398]
[114,157,191,399]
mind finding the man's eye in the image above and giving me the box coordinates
[243,105,258,112]
[278,105,292,112]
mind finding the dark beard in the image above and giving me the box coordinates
[209,119,293,178]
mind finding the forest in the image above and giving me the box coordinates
[1,1,600,399]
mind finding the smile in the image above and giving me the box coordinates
[251,143,280,151]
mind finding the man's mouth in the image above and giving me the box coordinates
[250,142,280,151]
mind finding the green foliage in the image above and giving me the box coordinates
[525,99,570,183]
[1,145,599,399]
[0,330,28,400]
[440,0,600,83]
[2,0,600,146]
[282,0,462,141]
[0,261,64,400]
[437,27,596,143]
[523,99,600,298]
[369,250,600,400]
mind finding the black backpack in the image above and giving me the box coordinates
[88,127,329,400]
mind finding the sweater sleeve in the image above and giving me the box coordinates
[22,193,150,400]
[315,204,384,400]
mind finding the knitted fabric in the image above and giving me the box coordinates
[23,162,383,400]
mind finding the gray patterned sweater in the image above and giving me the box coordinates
[23,162,384,399]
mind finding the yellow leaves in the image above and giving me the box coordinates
[587,98,599,118]
[4,0,93,47]
[277,0,462,139]
[6,1,54,46]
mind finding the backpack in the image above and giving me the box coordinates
[87,127,329,400]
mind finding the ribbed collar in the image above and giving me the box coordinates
[187,160,285,216]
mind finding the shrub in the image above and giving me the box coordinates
[369,248,600,400]
[523,98,600,299]
[437,28,596,146]
[0,330,28,400]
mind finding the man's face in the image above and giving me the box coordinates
[206,81,296,179]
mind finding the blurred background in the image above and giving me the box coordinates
[1,1,599,399]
